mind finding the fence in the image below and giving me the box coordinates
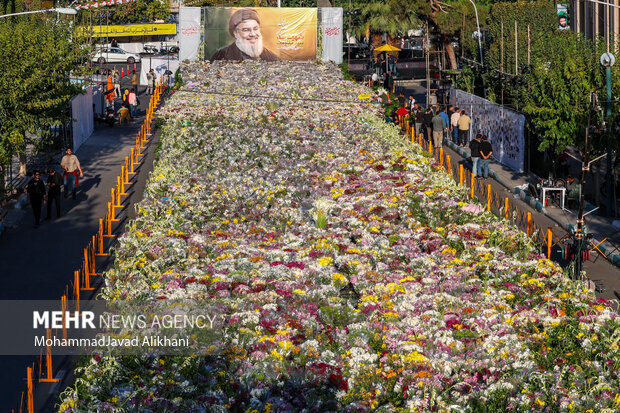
[398,116,572,264]
[11,78,164,413]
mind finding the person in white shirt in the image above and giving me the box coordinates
[450,107,461,144]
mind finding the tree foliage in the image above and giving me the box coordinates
[83,0,170,25]
[481,0,620,154]
[517,33,615,153]
[0,15,89,171]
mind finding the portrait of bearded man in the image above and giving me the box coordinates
[210,9,279,61]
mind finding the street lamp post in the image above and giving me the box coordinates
[468,0,484,68]
[0,7,77,19]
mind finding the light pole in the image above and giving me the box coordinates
[0,7,77,19]
[468,0,483,68]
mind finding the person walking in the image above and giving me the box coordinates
[113,69,121,99]
[61,148,84,200]
[45,168,63,219]
[439,107,450,141]
[431,111,446,150]
[27,170,46,228]
[146,69,154,95]
[128,88,139,118]
[478,135,493,179]
[131,69,139,94]
[106,73,115,108]
[414,104,424,139]
[423,108,433,142]
[450,106,460,144]
[469,133,482,178]
[457,109,471,147]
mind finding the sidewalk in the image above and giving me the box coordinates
[440,137,620,305]
[0,91,159,412]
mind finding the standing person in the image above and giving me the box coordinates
[387,53,396,75]
[128,88,139,118]
[450,106,461,144]
[431,111,446,150]
[111,38,118,48]
[478,135,493,179]
[106,73,115,108]
[414,104,424,138]
[113,69,121,99]
[61,148,84,200]
[398,92,406,108]
[457,109,471,147]
[423,108,433,142]
[146,69,154,95]
[439,107,450,141]
[45,168,63,219]
[27,170,46,228]
[469,133,482,178]
[131,69,139,94]
[408,95,415,112]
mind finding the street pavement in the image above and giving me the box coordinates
[397,81,620,306]
[0,77,160,412]
[440,139,620,308]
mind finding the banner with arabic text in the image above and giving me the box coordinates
[179,7,201,61]
[204,7,317,61]
[83,23,177,38]
[320,8,343,64]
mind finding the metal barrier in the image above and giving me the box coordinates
[13,81,164,413]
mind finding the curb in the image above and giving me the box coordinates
[443,138,500,180]
[442,138,620,272]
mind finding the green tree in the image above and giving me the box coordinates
[0,14,88,195]
[518,33,612,153]
[114,0,170,24]
[359,0,488,70]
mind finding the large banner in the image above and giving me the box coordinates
[84,23,177,38]
[320,8,343,64]
[179,7,201,62]
[450,88,525,173]
[204,7,317,61]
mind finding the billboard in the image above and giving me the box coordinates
[179,7,201,61]
[557,4,569,30]
[84,23,176,37]
[204,7,317,61]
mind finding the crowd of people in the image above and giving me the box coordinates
[98,67,154,125]
[382,91,496,180]
[26,148,84,228]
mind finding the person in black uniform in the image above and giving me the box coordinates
[46,168,63,220]
[27,170,46,228]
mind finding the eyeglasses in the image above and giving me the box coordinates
[238,27,260,34]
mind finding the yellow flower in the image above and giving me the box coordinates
[535,398,545,407]
[319,256,333,266]
[293,289,306,295]
[332,273,347,284]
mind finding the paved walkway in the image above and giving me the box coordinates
[0,92,160,412]
[440,139,620,306]
[398,83,620,304]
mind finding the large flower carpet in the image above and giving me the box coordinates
[59,61,620,412]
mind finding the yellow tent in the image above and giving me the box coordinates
[374,44,401,75]
[374,44,401,52]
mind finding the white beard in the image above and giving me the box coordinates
[235,36,264,58]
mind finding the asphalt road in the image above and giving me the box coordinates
[0,85,160,412]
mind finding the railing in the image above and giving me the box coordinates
[11,81,164,413]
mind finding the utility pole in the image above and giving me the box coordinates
[602,51,615,217]
[574,91,596,279]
